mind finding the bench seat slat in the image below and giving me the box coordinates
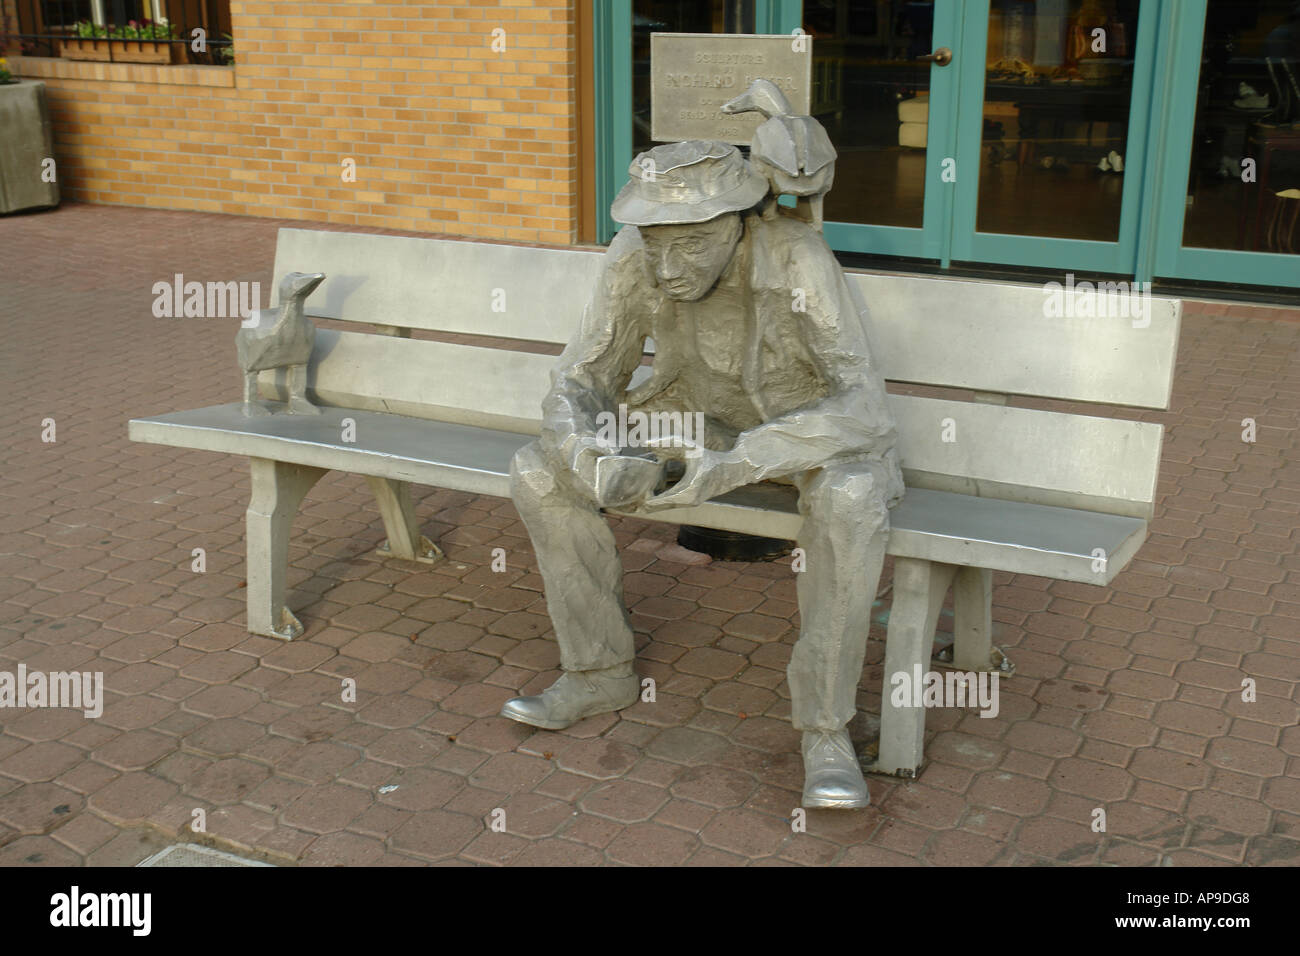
[128,403,1145,584]
[619,487,1145,584]
[128,403,526,499]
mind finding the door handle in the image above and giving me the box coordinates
[917,47,953,66]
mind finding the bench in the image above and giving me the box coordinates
[129,226,1181,778]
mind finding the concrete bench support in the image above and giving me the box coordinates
[952,565,995,673]
[366,476,443,564]
[246,458,326,640]
[872,557,958,777]
[872,562,1012,777]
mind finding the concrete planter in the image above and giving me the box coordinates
[60,38,176,64]
[0,80,60,213]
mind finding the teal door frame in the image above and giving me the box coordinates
[755,0,803,34]
[593,0,632,244]
[1147,0,1300,288]
[947,0,1162,275]
[593,1,1297,290]
[594,0,1149,271]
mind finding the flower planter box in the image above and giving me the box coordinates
[60,38,176,64]
[59,38,110,61]
[114,40,177,64]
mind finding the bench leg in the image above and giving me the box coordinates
[870,558,957,778]
[949,566,1015,676]
[953,566,993,670]
[246,458,326,640]
[365,476,442,564]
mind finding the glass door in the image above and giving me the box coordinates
[804,0,965,260]
[948,0,1160,273]
[1149,0,1300,289]
[597,1,1297,289]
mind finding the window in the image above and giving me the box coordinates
[9,0,232,63]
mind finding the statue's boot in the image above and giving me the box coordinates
[500,663,638,730]
[801,729,869,809]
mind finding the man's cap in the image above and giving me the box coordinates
[610,140,769,226]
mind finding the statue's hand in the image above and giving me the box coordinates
[594,454,664,508]
[565,436,665,507]
[639,444,732,511]
[566,436,612,503]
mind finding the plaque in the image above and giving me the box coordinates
[651,33,813,145]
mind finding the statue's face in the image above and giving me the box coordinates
[640,214,742,302]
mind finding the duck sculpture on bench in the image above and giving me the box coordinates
[721,79,837,231]
[236,271,326,417]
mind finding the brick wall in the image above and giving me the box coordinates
[5,0,579,243]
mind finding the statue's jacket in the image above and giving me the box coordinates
[540,210,905,508]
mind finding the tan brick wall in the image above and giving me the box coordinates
[7,1,579,244]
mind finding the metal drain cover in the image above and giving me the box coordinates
[137,844,274,867]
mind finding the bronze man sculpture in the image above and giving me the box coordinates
[501,128,903,809]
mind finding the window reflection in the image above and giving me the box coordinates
[976,0,1141,241]
[806,0,935,228]
[1183,1,1300,254]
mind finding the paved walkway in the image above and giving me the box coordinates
[0,203,1297,866]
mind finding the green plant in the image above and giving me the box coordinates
[0,56,12,83]
[72,18,179,41]
[218,32,234,65]
[119,18,178,41]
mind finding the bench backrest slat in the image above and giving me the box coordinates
[846,274,1180,410]
[274,229,1180,409]
[264,330,566,435]
[890,395,1162,519]
[273,228,602,346]
[259,331,1162,517]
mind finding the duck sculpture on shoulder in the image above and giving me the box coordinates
[721,78,837,231]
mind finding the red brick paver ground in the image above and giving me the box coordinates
[1,203,1297,866]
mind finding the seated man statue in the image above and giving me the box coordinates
[501,138,903,809]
